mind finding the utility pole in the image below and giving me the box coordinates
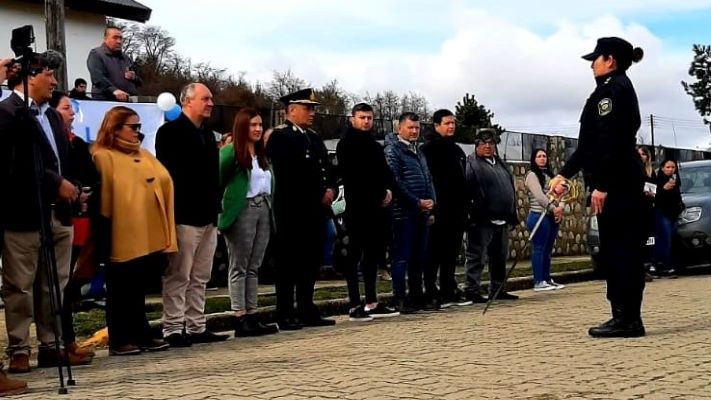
[649,114,656,162]
[45,0,68,92]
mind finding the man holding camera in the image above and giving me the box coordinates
[0,51,90,376]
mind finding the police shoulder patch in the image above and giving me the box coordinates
[598,98,612,116]
[274,124,287,129]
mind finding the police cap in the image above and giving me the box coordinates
[279,88,320,107]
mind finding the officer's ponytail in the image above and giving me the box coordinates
[632,47,644,63]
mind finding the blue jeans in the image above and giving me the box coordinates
[390,214,429,303]
[526,212,559,283]
[322,217,337,266]
[653,209,675,270]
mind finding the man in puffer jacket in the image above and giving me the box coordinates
[384,112,436,313]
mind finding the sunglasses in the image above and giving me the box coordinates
[123,123,142,131]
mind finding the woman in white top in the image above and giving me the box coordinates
[524,148,565,291]
[218,108,278,337]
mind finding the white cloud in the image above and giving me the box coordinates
[141,0,711,148]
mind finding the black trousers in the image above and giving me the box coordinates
[105,253,164,347]
[342,210,388,308]
[424,214,466,300]
[60,245,83,345]
[275,221,324,322]
[597,189,646,320]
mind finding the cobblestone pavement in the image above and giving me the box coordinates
[11,275,711,399]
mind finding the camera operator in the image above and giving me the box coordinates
[0,50,86,374]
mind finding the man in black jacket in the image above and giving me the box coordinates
[551,37,647,338]
[0,52,81,373]
[336,103,399,321]
[156,83,227,346]
[266,88,338,329]
[420,109,472,308]
[464,128,519,303]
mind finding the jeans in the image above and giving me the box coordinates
[653,209,675,271]
[526,212,559,283]
[323,217,337,266]
[390,214,429,304]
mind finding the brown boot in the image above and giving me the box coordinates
[67,342,96,358]
[0,369,28,396]
[37,348,93,368]
[7,354,30,374]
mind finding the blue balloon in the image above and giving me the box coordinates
[164,104,181,121]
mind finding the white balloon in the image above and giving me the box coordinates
[156,92,177,111]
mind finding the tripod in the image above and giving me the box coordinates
[18,60,76,394]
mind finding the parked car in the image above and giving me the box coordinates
[673,159,711,268]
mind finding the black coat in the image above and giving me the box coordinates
[655,172,684,220]
[560,70,645,193]
[420,131,468,222]
[0,92,74,231]
[336,126,392,219]
[266,120,337,232]
[383,133,435,220]
[155,112,219,227]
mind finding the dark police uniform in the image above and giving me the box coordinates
[560,38,647,337]
[266,89,337,328]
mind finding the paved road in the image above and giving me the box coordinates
[11,275,711,399]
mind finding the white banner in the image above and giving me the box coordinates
[0,91,165,154]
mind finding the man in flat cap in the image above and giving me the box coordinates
[463,128,519,303]
[550,37,646,338]
[266,88,338,330]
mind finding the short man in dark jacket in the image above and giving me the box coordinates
[156,83,227,346]
[551,37,647,338]
[68,78,90,100]
[464,128,519,303]
[336,103,399,321]
[0,51,83,373]
[384,112,436,313]
[420,109,472,308]
[86,26,141,101]
[266,88,338,329]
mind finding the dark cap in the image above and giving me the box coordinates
[475,128,500,144]
[582,37,633,61]
[279,88,320,107]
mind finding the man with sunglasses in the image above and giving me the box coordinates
[463,128,519,303]
[0,51,85,376]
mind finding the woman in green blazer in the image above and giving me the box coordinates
[219,108,277,337]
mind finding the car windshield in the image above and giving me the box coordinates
[680,164,711,194]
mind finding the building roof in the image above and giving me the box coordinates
[22,0,152,22]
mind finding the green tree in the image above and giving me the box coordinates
[453,93,504,144]
[681,44,711,134]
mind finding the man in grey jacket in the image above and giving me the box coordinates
[86,26,141,101]
[464,128,519,303]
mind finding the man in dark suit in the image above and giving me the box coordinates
[266,88,338,330]
[0,52,83,374]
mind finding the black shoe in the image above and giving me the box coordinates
[657,269,678,279]
[189,330,230,343]
[465,292,488,304]
[422,299,441,312]
[140,338,170,352]
[442,292,474,308]
[588,318,645,338]
[301,317,336,327]
[165,332,192,348]
[395,300,419,315]
[349,305,374,322]
[365,303,399,319]
[277,318,303,331]
[491,291,519,300]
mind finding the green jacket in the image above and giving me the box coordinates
[218,143,275,231]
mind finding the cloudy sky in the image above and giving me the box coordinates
[141,0,711,149]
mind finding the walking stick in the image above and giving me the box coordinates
[482,179,577,315]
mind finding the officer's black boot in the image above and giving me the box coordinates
[589,308,645,338]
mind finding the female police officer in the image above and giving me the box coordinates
[550,37,646,338]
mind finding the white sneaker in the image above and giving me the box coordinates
[533,281,557,291]
[548,280,565,290]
